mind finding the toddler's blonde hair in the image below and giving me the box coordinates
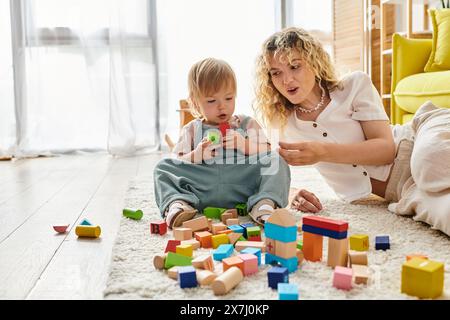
[187,58,237,118]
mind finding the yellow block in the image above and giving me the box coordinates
[401,258,444,299]
[176,244,193,257]
[349,234,369,251]
[211,234,229,249]
[75,225,101,238]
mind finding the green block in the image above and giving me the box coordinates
[246,226,261,237]
[297,240,303,250]
[238,235,246,242]
[123,208,143,220]
[204,207,227,219]
[164,252,193,269]
[236,203,248,216]
[207,130,221,144]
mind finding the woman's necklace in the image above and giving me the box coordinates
[296,87,326,113]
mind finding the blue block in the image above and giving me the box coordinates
[80,219,92,226]
[267,266,289,289]
[241,247,262,265]
[240,223,255,238]
[375,235,390,250]
[228,225,245,234]
[212,244,234,261]
[264,223,297,243]
[302,224,347,239]
[278,283,299,300]
[178,266,197,288]
[265,253,298,273]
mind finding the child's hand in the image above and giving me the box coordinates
[223,130,247,154]
[194,137,221,161]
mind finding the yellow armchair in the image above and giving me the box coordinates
[391,33,450,124]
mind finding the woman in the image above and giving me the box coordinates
[254,27,450,236]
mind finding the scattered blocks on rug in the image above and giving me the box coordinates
[267,266,289,289]
[178,266,198,288]
[173,227,193,241]
[213,244,234,261]
[333,266,353,291]
[375,235,390,250]
[401,257,444,299]
[278,283,299,300]
[349,234,369,251]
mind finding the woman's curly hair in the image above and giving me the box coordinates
[253,27,342,129]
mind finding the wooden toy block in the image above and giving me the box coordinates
[266,208,296,227]
[173,227,193,241]
[226,218,240,226]
[296,249,304,265]
[246,226,261,238]
[196,270,217,286]
[222,256,244,273]
[302,215,348,232]
[237,253,258,276]
[182,216,209,232]
[192,255,215,271]
[217,229,233,235]
[349,234,369,251]
[223,208,238,219]
[235,203,248,216]
[207,219,213,232]
[239,222,254,238]
[219,122,231,136]
[297,223,302,233]
[75,225,101,238]
[265,253,298,273]
[212,266,244,295]
[348,250,368,267]
[207,129,221,144]
[53,224,69,233]
[80,219,92,226]
[265,238,277,255]
[180,239,200,250]
[274,240,297,260]
[150,221,167,236]
[164,252,193,269]
[401,258,444,299]
[178,266,198,288]
[375,235,390,250]
[406,254,428,261]
[248,235,262,242]
[165,239,181,253]
[302,232,323,262]
[194,231,213,248]
[241,247,262,265]
[212,244,234,261]
[167,266,180,280]
[176,244,193,257]
[211,233,230,249]
[278,283,299,300]
[302,224,347,239]
[153,254,167,270]
[221,212,233,224]
[204,207,227,219]
[211,222,228,234]
[333,266,353,290]
[265,223,297,243]
[327,238,349,268]
[228,225,245,234]
[227,232,242,245]
[296,240,303,250]
[235,241,266,252]
[122,208,143,220]
[267,266,289,289]
[352,264,370,285]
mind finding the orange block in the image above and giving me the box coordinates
[194,231,213,248]
[303,231,323,262]
[216,229,233,235]
[406,254,428,261]
[222,256,244,273]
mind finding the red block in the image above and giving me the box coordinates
[150,221,167,235]
[247,235,262,242]
[219,122,231,136]
[165,240,181,253]
[302,216,348,232]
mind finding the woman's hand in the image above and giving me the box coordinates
[278,141,328,166]
[291,189,323,213]
[223,130,247,154]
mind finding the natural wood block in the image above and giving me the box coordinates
[303,232,323,262]
[182,216,209,232]
[173,227,193,241]
[348,250,368,267]
[196,270,217,286]
[168,266,180,280]
[192,255,215,271]
[180,239,200,250]
[265,238,277,255]
[327,238,349,268]
[274,240,297,260]
[352,264,369,285]
[226,218,240,226]
[216,229,232,235]
[266,209,296,227]
[212,266,243,295]
[153,254,167,270]
[235,241,266,252]
[227,232,242,245]
[211,223,228,235]
[406,254,428,261]
[221,212,233,224]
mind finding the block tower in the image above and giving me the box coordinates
[264,209,298,273]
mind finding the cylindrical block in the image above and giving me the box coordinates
[123,208,143,220]
[153,254,167,270]
[75,225,101,238]
[212,266,243,295]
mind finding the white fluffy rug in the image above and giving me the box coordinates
[104,166,450,300]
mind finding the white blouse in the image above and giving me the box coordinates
[269,71,393,202]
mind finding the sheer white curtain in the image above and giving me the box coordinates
[8,0,158,157]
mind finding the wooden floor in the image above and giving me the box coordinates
[0,153,164,299]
